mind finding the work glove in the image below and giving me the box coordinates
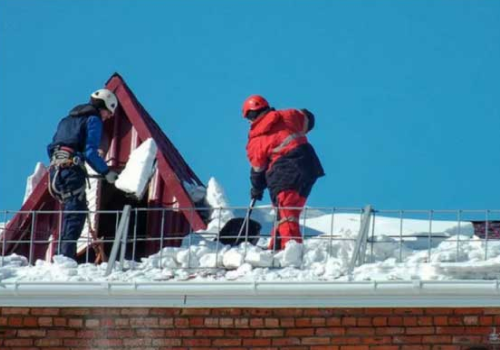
[105,170,119,184]
[250,187,264,201]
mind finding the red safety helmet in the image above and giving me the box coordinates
[242,95,269,118]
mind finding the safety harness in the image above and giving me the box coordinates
[48,146,88,202]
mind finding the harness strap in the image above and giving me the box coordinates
[272,132,306,154]
[277,216,299,226]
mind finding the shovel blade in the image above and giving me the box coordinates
[219,218,262,246]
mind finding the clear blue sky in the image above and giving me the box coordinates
[1,0,500,211]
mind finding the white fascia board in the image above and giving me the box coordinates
[0,280,499,308]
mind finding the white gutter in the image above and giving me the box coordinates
[0,280,500,307]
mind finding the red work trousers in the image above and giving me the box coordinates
[268,189,307,250]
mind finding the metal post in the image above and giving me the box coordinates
[159,209,166,265]
[485,210,490,260]
[119,212,129,271]
[369,211,376,263]
[328,208,335,259]
[1,211,7,266]
[105,205,131,276]
[399,210,404,263]
[456,210,462,263]
[427,210,433,262]
[348,205,372,275]
[215,207,222,269]
[131,208,138,269]
[29,211,36,265]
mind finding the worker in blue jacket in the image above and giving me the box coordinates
[47,89,119,260]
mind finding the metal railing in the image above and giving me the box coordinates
[0,206,498,273]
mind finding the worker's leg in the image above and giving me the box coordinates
[268,190,306,250]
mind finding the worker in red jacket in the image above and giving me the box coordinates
[243,95,325,250]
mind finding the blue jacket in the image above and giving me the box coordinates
[48,104,109,175]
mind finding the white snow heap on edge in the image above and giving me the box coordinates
[115,138,157,197]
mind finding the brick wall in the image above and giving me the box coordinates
[0,307,498,349]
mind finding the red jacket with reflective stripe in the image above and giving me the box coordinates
[246,109,309,172]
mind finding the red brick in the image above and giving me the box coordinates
[120,308,149,315]
[204,317,219,327]
[85,318,100,327]
[22,316,38,327]
[311,346,340,350]
[249,318,264,327]
[285,328,314,337]
[255,329,285,337]
[376,327,405,335]
[453,308,484,315]
[90,307,120,316]
[212,339,242,346]
[372,316,387,326]
[8,316,23,326]
[401,346,431,350]
[180,308,211,316]
[210,308,242,316]
[425,308,454,315]
[360,336,392,344]
[4,339,34,346]
[479,315,494,325]
[422,335,453,343]
[164,329,194,337]
[433,316,449,326]
[136,329,165,338]
[435,326,465,335]
[406,326,435,335]
[244,308,273,317]
[272,337,301,346]
[234,317,250,328]
[393,335,423,344]
[388,316,404,326]
[34,338,62,346]
[316,327,345,336]
[341,316,357,326]
[417,316,433,326]
[346,327,374,336]
[338,346,369,350]
[395,308,425,315]
[274,309,304,316]
[182,339,211,347]
[224,329,254,337]
[220,317,234,327]
[195,329,225,337]
[123,338,152,346]
[53,317,67,326]
[60,308,90,316]
[463,315,479,325]
[30,308,60,316]
[94,338,123,347]
[38,316,53,327]
[47,329,76,338]
[357,317,372,326]
[2,307,30,315]
[364,308,393,315]
[17,329,46,337]
[301,337,331,345]
[151,338,184,346]
[451,335,482,343]
[326,316,342,326]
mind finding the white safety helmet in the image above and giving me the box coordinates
[90,89,118,114]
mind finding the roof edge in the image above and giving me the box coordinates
[1,280,499,307]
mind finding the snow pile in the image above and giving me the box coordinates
[204,177,235,232]
[23,162,47,204]
[115,138,157,197]
[1,217,498,283]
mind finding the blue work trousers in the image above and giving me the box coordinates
[50,166,87,260]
